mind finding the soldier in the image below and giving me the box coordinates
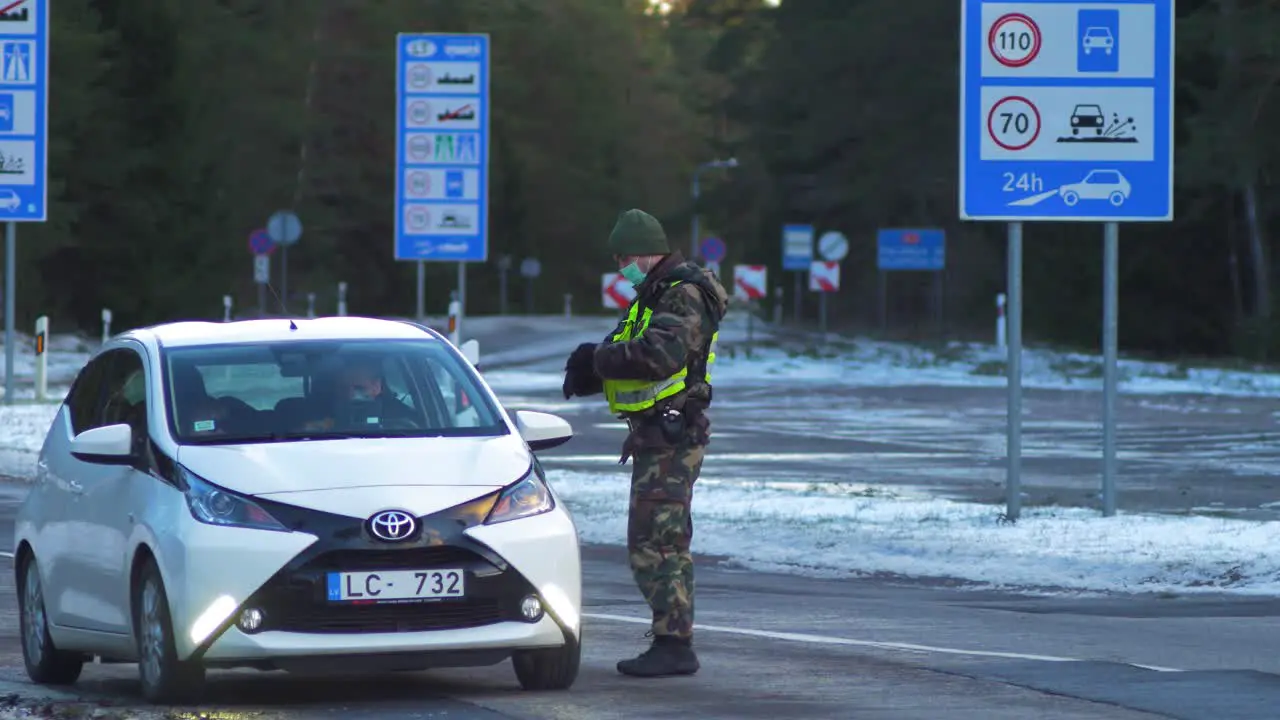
[562,208,729,678]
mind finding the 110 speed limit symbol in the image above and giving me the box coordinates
[988,13,1041,67]
[987,96,1040,151]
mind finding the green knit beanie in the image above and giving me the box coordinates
[608,209,669,256]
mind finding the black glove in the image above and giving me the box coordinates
[563,343,600,399]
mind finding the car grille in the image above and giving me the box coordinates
[251,545,528,635]
[272,598,504,633]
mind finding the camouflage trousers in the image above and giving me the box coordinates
[627,441,706,640]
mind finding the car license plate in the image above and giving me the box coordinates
[326,569,465,602]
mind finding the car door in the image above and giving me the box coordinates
[56,346,150,634]
[43,352,110,629]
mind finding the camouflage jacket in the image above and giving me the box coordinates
[591,252,729,443]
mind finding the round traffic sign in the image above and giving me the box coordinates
[817,231,849,262]
[988,13,1041,68]
[987,96,1041,151]
[408,64,433,89]
[406,206,431,230]
[700,236,726,263]
[408,100,432,125]
[520,257,541,278]
[267,210,303,246]
[248,228,275,256]
[406,170,430,197]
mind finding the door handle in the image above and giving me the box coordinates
[67,480,84,495]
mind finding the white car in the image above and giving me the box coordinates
[13,317,583,704]
[1082,26,1113,54]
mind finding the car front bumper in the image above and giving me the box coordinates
[177,490,581,665]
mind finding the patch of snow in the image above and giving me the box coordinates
[483,335,1280,399]
[546,468,1280,596]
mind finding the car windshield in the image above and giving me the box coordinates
[162,338,507,445]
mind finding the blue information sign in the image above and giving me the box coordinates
[782,224,813,271]
[878,229,946,271]
[959,0,1173,222]
[0,0,46,222]
[395,34,490,261]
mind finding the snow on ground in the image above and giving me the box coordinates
[545,468,1280,596]
[484,331,1280,398]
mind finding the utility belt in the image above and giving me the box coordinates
[619,391,711,455]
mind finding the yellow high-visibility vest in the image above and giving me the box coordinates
[602,280,718,415]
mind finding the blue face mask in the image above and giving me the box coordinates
[620,262,647,286]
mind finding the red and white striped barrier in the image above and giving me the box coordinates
[733,264,768,301]
[602,272,637,310]
[808,260,840,292]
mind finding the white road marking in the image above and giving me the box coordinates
[584,612,1181,673]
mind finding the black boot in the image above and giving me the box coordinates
[617,633,700,677]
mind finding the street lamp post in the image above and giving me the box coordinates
[690,157,738,259]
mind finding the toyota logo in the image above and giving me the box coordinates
[367,510,418,542]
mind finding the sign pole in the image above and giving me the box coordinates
[1102,221,1119,516]
[416,260,425,322]
[1006,221,1024,522]
[456,261,466,339]
[3,222,13,406]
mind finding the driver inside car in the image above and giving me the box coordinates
[300,356,416,432]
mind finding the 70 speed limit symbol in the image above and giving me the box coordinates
[987,96,1041,151]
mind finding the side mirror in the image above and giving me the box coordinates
[70,423,135,464]
[459,339,480,367]
[514,410,573,452]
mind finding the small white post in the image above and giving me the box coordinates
[996,293,1007,349]
[337,282,348,316]
[447,295,461,346]
[306,292,316,318]
[222,295,232,323]
[564,293,572,318]
[101,308,113,344]
[33,315,47,402]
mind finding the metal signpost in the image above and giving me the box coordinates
[781,224,813,324]
[249,227,274,316]
[960,0,1174,519]
[876,229,947,331]
[0,0,45,405]
[266,210,301,309]
[520,257,540,314]
[700,236,726,277]
[395,34,490,331]
[814,231,848,334]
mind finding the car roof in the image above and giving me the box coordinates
[126,316,441,349]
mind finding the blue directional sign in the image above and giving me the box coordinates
[0,1,46,222]
[959,1,1173,222]
[878,229,946,271]
[782,224,813,271]
[395,33,489,261]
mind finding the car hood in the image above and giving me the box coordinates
[176,434,531,497]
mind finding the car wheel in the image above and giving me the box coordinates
[512,629,581,691]
[18,555,84,685]
[1109,191,1126,207]
[1062,191,1079,206]
[133,560,206,704]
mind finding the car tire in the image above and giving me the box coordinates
[512,629,581,691]
[18,555,85,685]
[1109,191,1125,207]
[133,559,206,704]
[1062,191,1079,206]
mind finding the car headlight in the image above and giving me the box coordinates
[485,467,554,525]
[178,467,289,533]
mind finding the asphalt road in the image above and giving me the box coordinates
[1,480,1280,719]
